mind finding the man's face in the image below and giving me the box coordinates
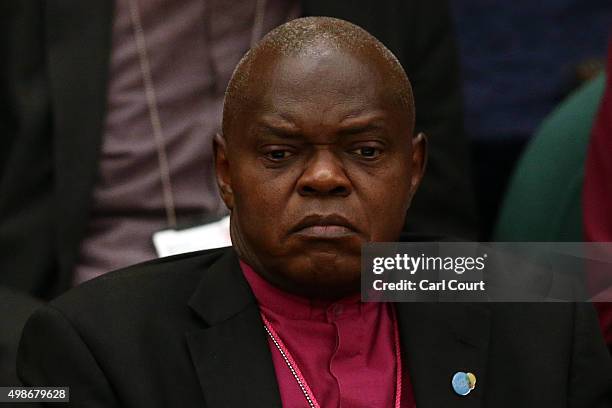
[217,46,425,298]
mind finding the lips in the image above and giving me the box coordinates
[291,214,358,238]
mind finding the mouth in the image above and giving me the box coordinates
[291,214,359,239]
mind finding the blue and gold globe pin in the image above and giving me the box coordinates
[452,371,476,396]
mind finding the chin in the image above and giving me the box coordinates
[284,233,364,256]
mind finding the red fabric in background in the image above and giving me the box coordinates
[583,38,612,347]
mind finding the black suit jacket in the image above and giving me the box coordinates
[0,288,42,386]
[0,0,476,301]
[18,247,612,407]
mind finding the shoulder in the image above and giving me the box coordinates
[47,247,230,326]
[17,247,235,395]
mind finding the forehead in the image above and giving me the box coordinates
[250,47,394,117]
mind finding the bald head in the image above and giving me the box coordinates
[222,16,415,138]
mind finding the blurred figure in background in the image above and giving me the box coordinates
[584,38,612,352]
[1,0,475,384]
[451,0,612,238]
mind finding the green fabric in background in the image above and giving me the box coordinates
[494,73,606,242]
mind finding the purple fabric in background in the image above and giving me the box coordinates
[74,0,300,284]
[451,0,612,141]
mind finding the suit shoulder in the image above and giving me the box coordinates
[49,246,230,318]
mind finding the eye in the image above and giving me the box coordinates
[263,147,295,162]
[350,146,382,159]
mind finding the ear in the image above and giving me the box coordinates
[409,132,427,199]
[213,133,235,210]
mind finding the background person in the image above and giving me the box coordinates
[451,0,612,237]
[584,38,612,351]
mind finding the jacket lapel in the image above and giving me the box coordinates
[45,0,113,286]
[186,249,282,408]
[397,302,491,408]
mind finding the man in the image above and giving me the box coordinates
[1,0,475,386]
[18,18,611,407]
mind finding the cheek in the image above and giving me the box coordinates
[353,165,412,239]
[240,167,296,200]
[231,165,297,234]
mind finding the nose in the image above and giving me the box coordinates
[297,149,352,197]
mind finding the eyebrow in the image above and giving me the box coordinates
[255,123,303,140]
[255,113,388,139]
[336,122,386,136]
[255,113,300,135]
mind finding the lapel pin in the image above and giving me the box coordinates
[452,371,477,396]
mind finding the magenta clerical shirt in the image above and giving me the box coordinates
[240,261,415,407]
